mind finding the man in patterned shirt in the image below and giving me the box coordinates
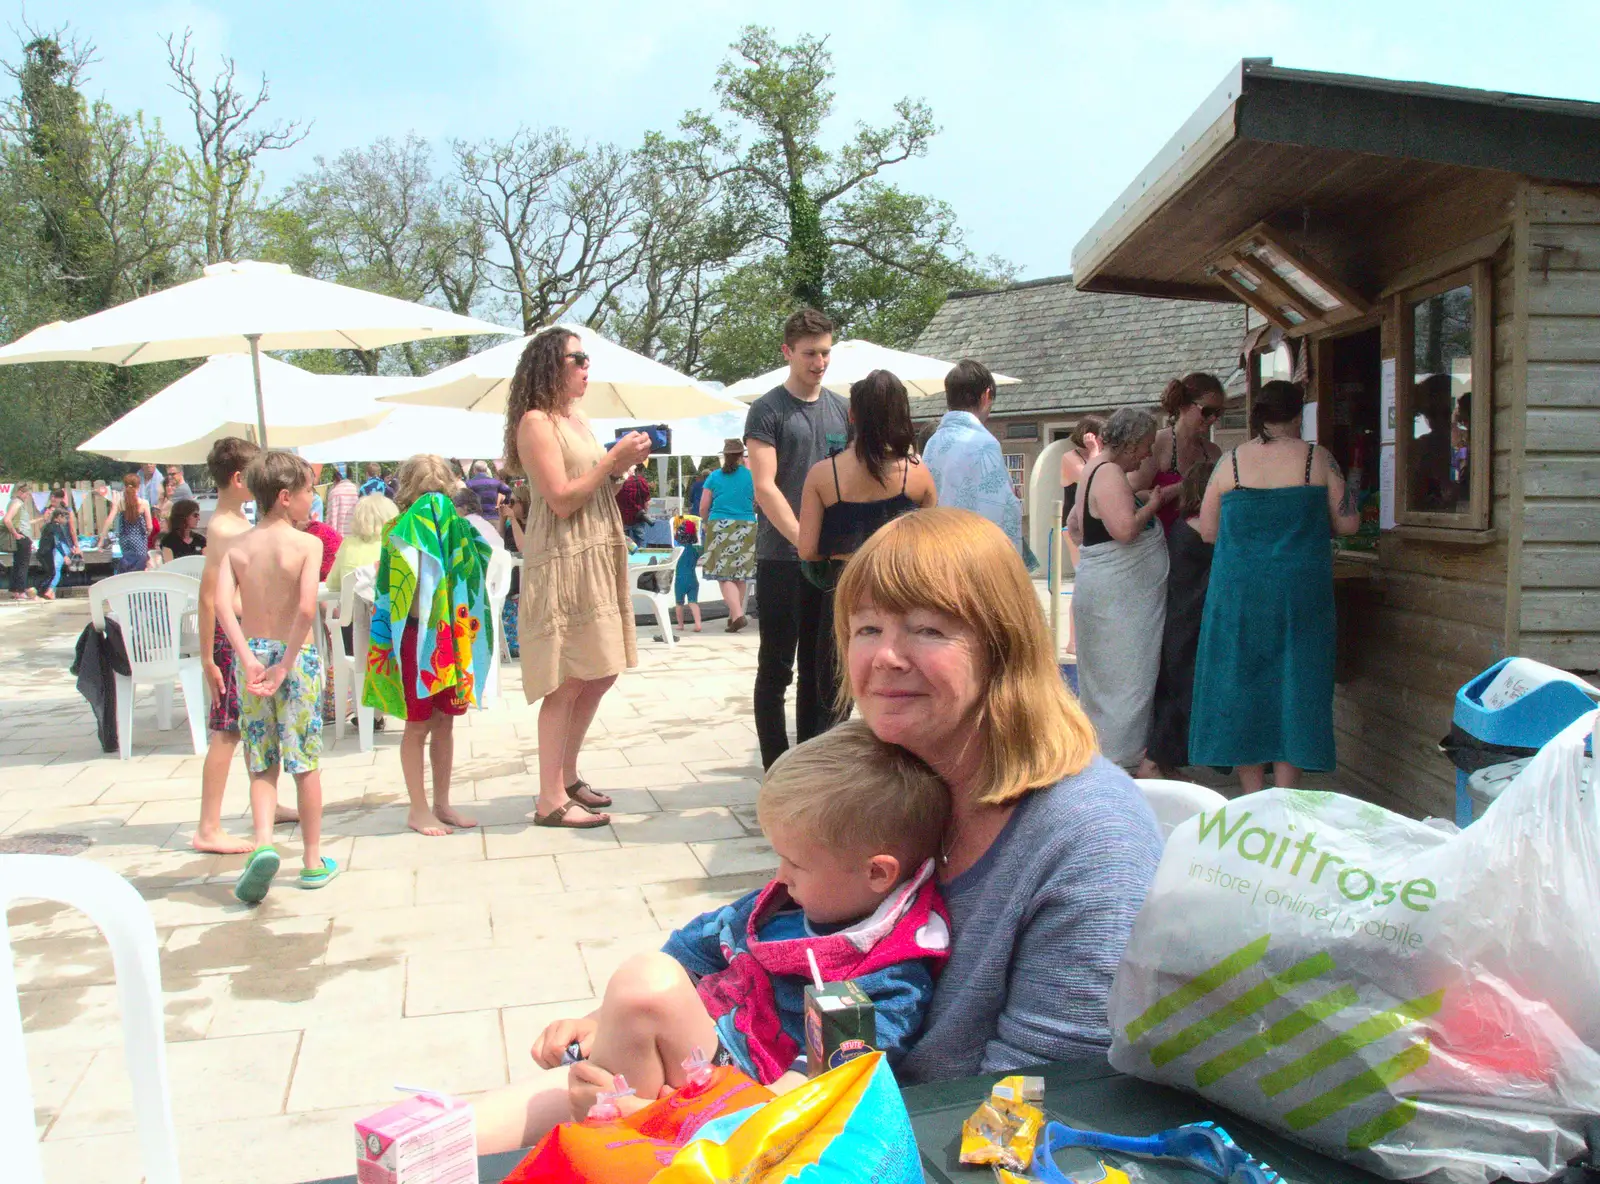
[922,359,1030,565]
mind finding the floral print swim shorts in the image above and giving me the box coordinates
[234,638,325,775]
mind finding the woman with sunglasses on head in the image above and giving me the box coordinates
[505,328,653,829]
[1136,373,1225,534]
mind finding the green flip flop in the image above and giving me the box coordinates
[233,845,281,904]
[299,856,340,890]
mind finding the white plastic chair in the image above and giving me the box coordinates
[1,855,180,1183]
[630,547,682,647]
[321,565,377,750]
[479,550,516,706]
[1134,778,1230,840]
[90,572,206,759]
[160,554,206,580]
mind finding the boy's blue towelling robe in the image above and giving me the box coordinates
[661,859,950,1084]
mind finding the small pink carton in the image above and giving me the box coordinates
[354,1092,477,1184]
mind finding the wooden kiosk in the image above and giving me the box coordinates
[1073,60,1600,816]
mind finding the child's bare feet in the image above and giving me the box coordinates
[192,829,254,855]
[692,624,701,632]
[408,808,452,836]
[275,803,300,825]
[434,804,477,829]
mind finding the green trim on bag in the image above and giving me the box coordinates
[1283,1042,1431,1131]
[1150,952,1335,1067]
[1259,990,1444,1097]
[1124,935,1269,1043]
[1193,984,1359,1087]
[1346,1097,1420,1149]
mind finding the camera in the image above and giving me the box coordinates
[614,424,672,455]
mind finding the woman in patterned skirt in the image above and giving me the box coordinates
[697,437,757,631]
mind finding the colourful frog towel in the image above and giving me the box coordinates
[364,492,492,716]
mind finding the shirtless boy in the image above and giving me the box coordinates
[215,450,337,902]
[194,436,272,854]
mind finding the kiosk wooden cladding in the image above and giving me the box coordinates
[1073,60,1600,818]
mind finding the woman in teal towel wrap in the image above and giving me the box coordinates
[1190,381,1361,791]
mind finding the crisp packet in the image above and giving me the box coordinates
[959,1075,1046,1180]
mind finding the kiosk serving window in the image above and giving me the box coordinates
[1395,262,1491,530]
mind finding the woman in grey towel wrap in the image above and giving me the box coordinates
[1067,407,1174,769]
[834,507,1163,1083]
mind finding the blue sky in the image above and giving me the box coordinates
[10,0,1598,279]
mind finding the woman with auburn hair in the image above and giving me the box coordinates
[101,473,153,573]
[830,507,1162,1082]
[472,508,1164,1137]
[506,326,652,828]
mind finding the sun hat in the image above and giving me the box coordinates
[722,438,746,455]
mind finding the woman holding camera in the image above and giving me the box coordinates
[505,327,653,829]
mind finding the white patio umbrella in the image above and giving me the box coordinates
[77,354,393,464]
[724,339,1020,401]
[381,324,743,420]
[0,260,513,445]
[296,404,506,464]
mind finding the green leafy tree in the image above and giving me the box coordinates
[270,133,488,375]
[164,29,308,267]
[0,29,189,480]
[664,27,1010,382]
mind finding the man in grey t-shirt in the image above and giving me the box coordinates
[744,308,850,768]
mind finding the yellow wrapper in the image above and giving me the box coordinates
[958,1076,1046,1171]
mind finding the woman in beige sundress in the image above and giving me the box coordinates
[506,327,653,828]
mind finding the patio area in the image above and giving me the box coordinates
[1,597,772,1183]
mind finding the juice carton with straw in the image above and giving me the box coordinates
[354,1089,476,1184]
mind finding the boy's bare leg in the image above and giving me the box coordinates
[401,718,449,835]
[194,732,253,853]
[1272,761,1301,790]
[430,714,476,829]
[689,603,702,632]
[473,1067,572,1156]
[1236,763,1267,793]
[296,769,323,870]
[585,952,720,1103]
[248,765,281,848]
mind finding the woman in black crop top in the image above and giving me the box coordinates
[797,369,938,727]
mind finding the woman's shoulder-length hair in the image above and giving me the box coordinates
[831,507,1097,805]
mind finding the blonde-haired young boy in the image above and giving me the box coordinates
[474,720,951,1151]
[216,450,336,901]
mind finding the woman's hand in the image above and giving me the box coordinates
[608,432,652,475]
[531,1014,599,1069]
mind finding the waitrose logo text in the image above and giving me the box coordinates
[1194,808,1437,913]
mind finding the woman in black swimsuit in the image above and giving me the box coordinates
[798,369,939,731]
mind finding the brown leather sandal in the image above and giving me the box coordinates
[531,800,610,828]
[566,779,612,809]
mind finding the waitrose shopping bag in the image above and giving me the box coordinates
[1109,711,1600,1184]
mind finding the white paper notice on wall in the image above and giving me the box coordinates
[1379,443,1396,530]
[1380,358,1397,444]
[1301,400,1318,443]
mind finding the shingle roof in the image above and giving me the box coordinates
[910,274,1246,418]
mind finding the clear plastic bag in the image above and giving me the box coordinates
[1109,710,1600,1183]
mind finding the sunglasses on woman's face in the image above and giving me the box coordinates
[1200,404,1224,421]
[565,351,591,368]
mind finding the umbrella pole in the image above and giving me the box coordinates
[247,333,269,448]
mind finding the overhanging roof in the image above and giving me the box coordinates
[1072,59,1600,300]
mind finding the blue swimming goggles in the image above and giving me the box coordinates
[1031,1119,1281,1184]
